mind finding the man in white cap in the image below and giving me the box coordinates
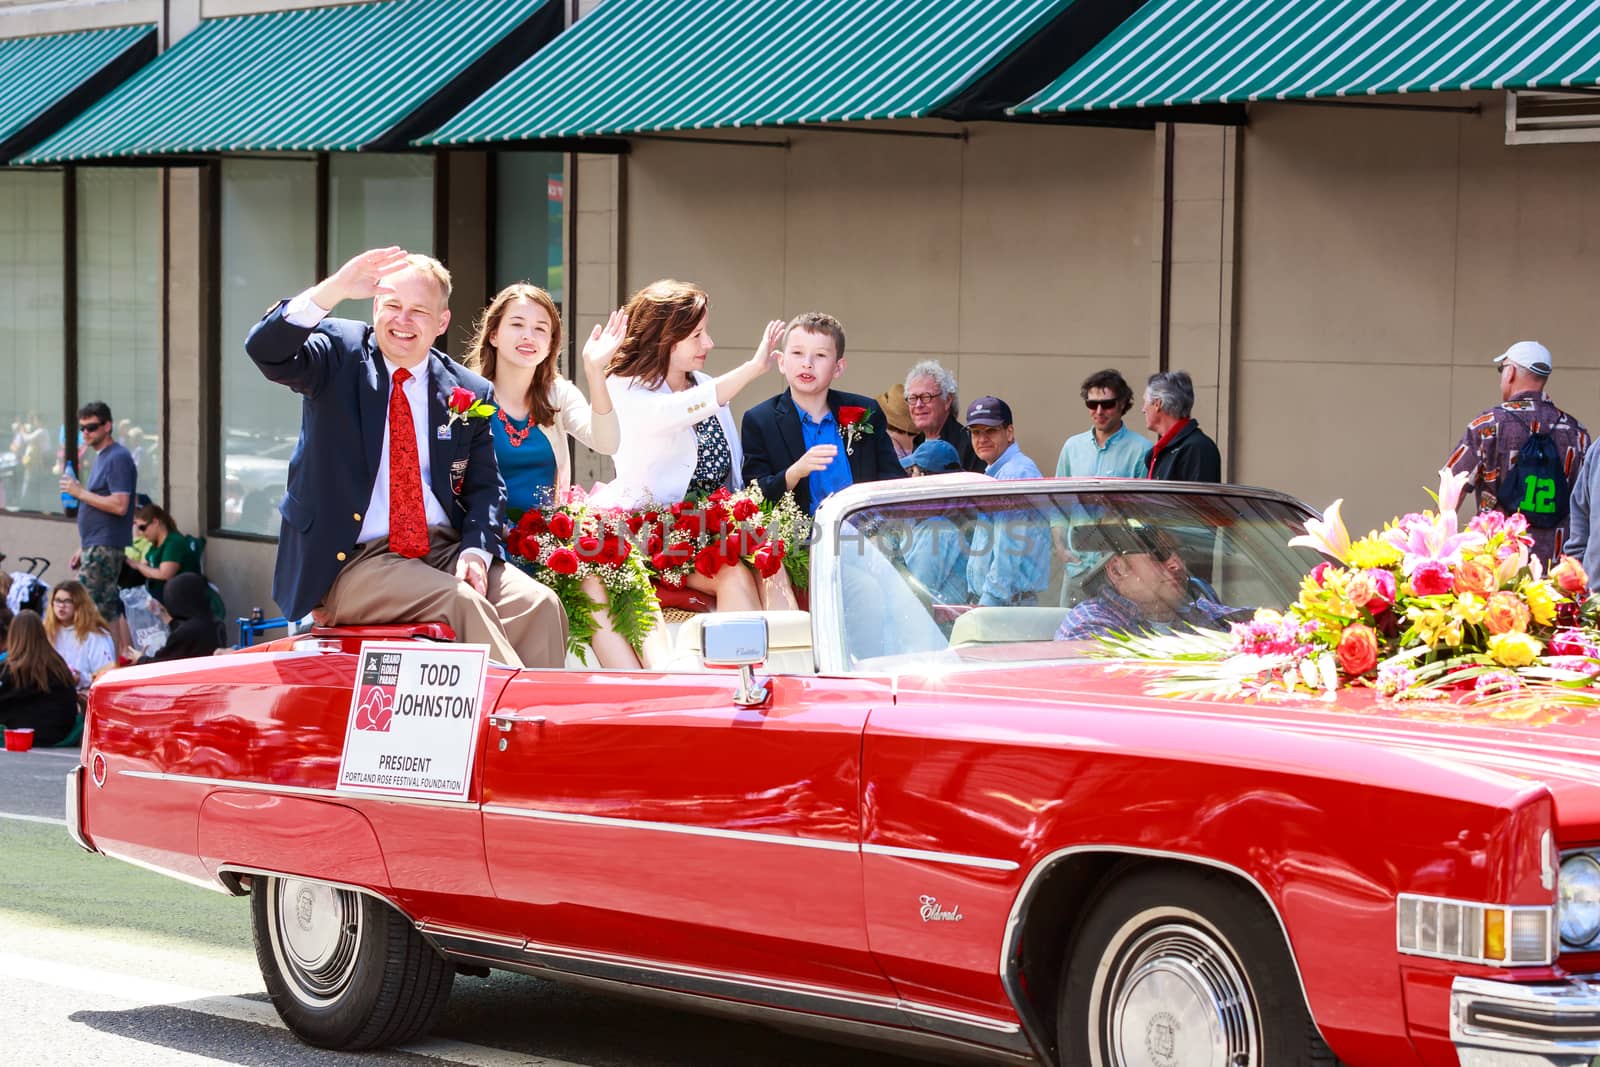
[1448,340,1590,564]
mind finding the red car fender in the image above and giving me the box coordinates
[197,792,392,893]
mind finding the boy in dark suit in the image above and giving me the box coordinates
[244,247,565,667]
[741,313,905,514]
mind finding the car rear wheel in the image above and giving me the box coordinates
[1059,866,1338,1067]
[251,875,454,1049]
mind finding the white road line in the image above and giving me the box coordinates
[0,953,591,1067]
[0,811,65,826]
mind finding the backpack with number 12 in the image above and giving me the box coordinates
[1505,415,1569,528]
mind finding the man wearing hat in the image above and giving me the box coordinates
[1449,340,1590,564]
[966,396,1043,480]
[1054,524,1237,640]
[962,395,1048,606]
[877,383,917,461]
[900,438,964,476]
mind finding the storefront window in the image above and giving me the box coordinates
[219,158,316,535]
[327,153,434,323]
[0,172,65,514]
[77,168,161,500]
[218,155,435,537]
[494,152,565,303]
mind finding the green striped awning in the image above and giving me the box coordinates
[18,0,558,164]
[0,24,154,161]
[1017,0,1600,114]
[421,0,1077,144]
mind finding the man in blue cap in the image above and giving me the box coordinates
[965,396,1042,480]
[900,438,963,476]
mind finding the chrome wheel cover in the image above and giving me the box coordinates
[1090,909,1259,1067]
[268,877,362,1008]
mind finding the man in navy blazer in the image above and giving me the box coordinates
[244,247,565,667]
[741,312,905,514]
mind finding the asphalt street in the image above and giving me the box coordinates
[0,748,930,1067]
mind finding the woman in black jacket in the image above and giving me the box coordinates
[123,572,221,663]
[0,609,80,747]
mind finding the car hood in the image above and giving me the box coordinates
[898,660,1600,836]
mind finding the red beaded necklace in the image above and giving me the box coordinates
[498,407,532,447]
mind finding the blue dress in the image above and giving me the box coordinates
[492,410,557,512]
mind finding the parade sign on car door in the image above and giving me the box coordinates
[336,642,489,801]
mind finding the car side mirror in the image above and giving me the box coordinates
[700,616,769,706]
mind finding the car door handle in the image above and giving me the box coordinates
[489,714,547,732]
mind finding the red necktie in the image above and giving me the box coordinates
[387,367,430,559]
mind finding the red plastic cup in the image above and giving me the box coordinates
[4,728,34,752]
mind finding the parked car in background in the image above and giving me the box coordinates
[65,478,1600,1066]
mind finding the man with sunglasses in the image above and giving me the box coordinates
[1054,524,1235,641]
[1055,369,1151,479]
[59,401,137,651]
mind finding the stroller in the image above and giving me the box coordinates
[3,553,48,616]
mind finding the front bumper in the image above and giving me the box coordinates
[1452,975,1600,1066]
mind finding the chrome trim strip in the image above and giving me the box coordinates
[63,766,94,854]
[1453,974,1600,1057]
[1000,844,1331,1063]
[118,769,477,810]
[216,864,409,915]
[862,842,1020,871]
[480,804,859,853]
[98,845,230,894]
[425,924,1028,1054]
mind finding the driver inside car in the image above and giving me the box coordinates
[1054,524,1238,641]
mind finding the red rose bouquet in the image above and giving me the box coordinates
[639,486,795,589]
[508,493,659,662]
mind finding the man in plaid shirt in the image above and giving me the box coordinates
[1448,341,1589,565]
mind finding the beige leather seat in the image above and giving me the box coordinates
[662,610,815,673]
[948,606,1069,648]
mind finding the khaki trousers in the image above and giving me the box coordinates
[319,526,566,668]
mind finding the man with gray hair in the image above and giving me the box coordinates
[1141,370,1221,482]
[903,359,984,472]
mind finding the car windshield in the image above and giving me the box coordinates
[830,486,1324,670]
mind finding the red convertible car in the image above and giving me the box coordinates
[65,478,1600,1067]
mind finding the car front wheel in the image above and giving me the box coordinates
[1059,866,1339,1067]
[251,874,454,1049]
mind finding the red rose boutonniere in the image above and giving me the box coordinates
[836,405,873,456]
[446,386,496,429]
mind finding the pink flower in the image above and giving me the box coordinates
[1409,560,1454,597]
[1548,629,1599,657]
[1364,568,1397,611]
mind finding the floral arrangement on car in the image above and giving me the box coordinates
[508,492,660,663]
[1098,467,1600,707]
[639,486,790,588]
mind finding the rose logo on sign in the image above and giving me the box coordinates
[354,687,393,732]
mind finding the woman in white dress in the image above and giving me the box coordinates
[44,580,115,693]
[597,279,794,613]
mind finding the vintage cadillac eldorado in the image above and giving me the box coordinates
[64,477,1600,1067]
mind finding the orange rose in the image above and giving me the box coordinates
[1336,624,1379,676]
[1551,556,1590,596]
[1484,591,1532,635]
[1455,559,1497,597]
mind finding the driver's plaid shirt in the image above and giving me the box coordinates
[1056,585,1235,641]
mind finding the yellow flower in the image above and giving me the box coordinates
[1405,606,1453,648]
[1253,608,1283,625]
[1520,580,1559,627]
[1345,536,1403,569]
[1488,631,1542,668]
[1452,592,1486,626]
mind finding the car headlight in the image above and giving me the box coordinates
[1559,854,1600,947]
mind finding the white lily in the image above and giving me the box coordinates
[1287,498,1352,562]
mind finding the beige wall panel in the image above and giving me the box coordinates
[624,139,786,357]
[166,167,206,534]
[1237,104,1458,366]
[783,132,961,356]
[0,515,79,583]
[959,124,1151,358]
[1234,361,1457,534]
[0,0,156,36]
[207,537,280,625]
[1169,195,1223,264]
[1453,95,1600,371]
